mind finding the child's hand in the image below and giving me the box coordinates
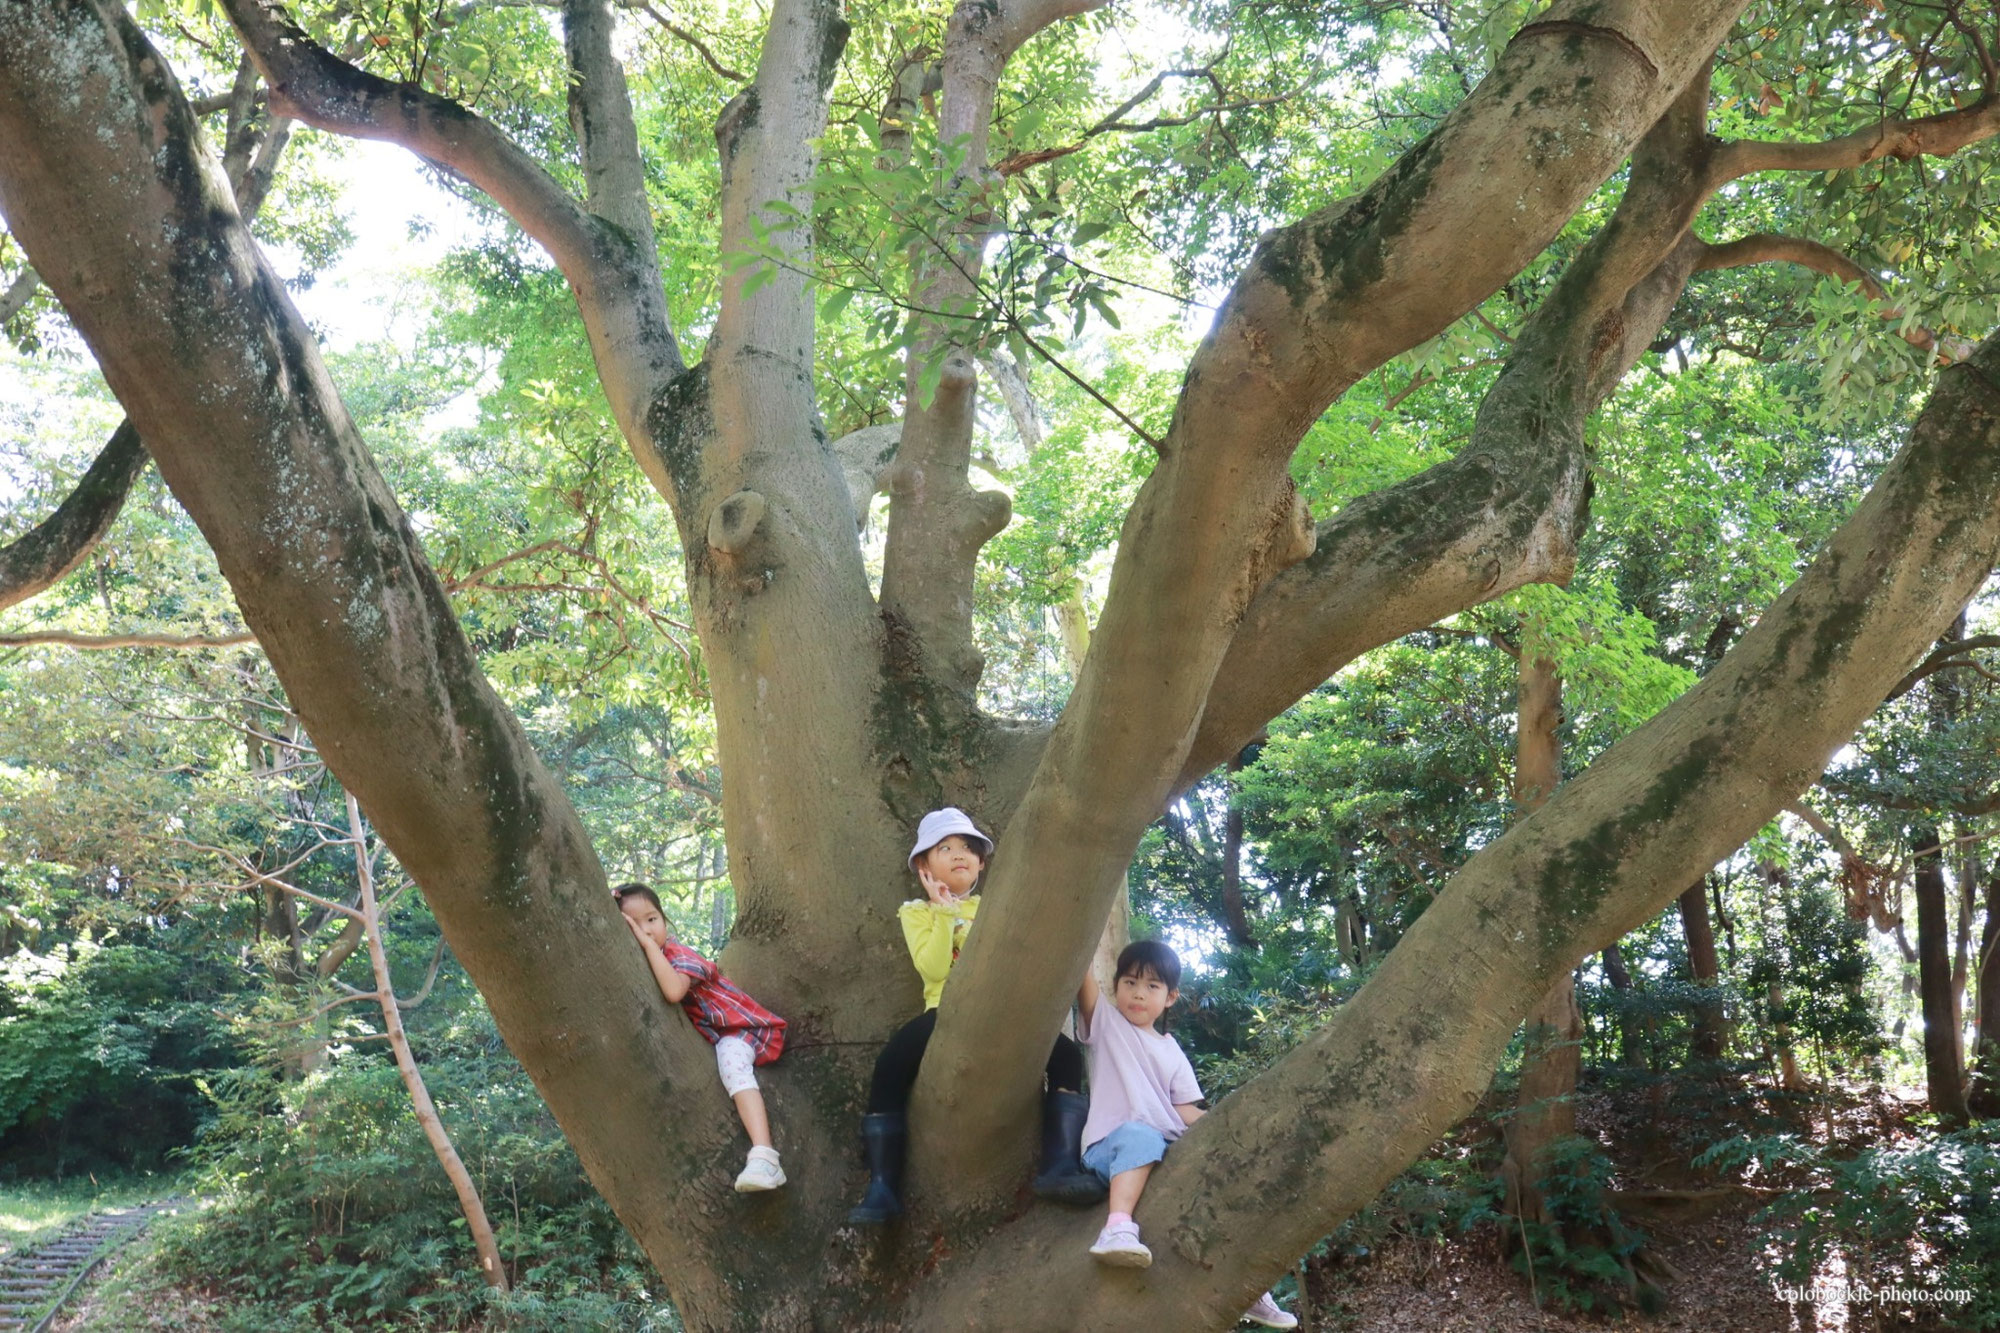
[621,912,651,943]
[917,865,957,907]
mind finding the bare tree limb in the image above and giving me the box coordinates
[0,424,149,612]
[1885,634,2000,699]
[1709,94,2000,183]
[1694,232,1972,361]
[628,1,747,82]
[219,0,686,483]
[0,628,257,650]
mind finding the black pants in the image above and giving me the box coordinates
[867,1008,1085,1113]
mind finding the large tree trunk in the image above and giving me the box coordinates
[1913,825,1971,1125]
[21,1,2000,1327]
[1679,877,1728,1061]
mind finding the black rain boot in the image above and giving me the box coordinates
[846,1112,906,1225]
[1032,1089,1107,1204]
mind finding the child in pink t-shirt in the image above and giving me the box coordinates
[1076,940,1298,1330]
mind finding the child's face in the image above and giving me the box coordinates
[619,896,673,950]
[922,835,985,898]
[1112,968,1177,1030]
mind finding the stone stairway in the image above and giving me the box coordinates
[0,1199,185,1333]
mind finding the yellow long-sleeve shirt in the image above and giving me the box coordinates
[898,895,980,1010]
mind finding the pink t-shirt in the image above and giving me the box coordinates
[1077,998,1203,1151]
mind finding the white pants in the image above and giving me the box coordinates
[715,1034,760,1096]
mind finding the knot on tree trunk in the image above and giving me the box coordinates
[707,488,768,556]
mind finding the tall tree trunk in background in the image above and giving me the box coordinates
[345,796,510,1291]
[1601,942,1642,1067]
[1952,841,1978,1071]
[1679,877,1727,1061]
[1221,747,1257,947]
[1914,824,1971,1125]
[1500,653,1580,1225]
[1970,865,2000,1116]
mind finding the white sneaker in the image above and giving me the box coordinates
[1088,1220,1152,1267]
[1242,1292,1297,1329]
[734,1147,785,1192]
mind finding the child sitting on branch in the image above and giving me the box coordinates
[616,882,788,1193]
[1078,939,1297,1329]
[846,806,1104,1224]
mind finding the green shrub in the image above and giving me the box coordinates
[158,1041,676,1329]
[1700,1124,2000,1329]
[0,939,243,1176]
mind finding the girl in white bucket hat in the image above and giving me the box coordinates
[845,807,1104,1224]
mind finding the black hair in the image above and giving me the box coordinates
[1114,939,1182,991]
[611,882,664,913]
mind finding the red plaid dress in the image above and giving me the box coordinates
[660,940,786,1065]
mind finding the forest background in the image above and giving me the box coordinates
[4,0,2000,1328]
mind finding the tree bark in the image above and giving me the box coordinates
[1499,653,1580,1225]
[924,2,1755,1210]
[1679,878,1727,1061]
[0,424,147,612]
[1913,824,1971,1125]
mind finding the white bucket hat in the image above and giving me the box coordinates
[908,807,993,870]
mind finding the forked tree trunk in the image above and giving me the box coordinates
[18,2,2000,1326]
[1913,825,1971,1125]
[1679,878,1728,1061]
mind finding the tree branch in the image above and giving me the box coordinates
[1693,232,1971,361]
[0,424,149,612]
[0,266,38,326]
[1174,71,1721,794]
[932,324,2000,1329]
[876,0,1111,687]
[0,628,257,650]
[219,0,687,496]
[628,1,747,82]
[1709,94,2000,183]
[1885,634,2000,699]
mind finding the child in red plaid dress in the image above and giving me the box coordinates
[616,883,788,1192]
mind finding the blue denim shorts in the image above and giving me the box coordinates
[1082,1121,1170,1182]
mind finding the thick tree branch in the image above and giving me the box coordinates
[877,0,1109,688]
[219,0,686,498]
[1175,69,1720,794]
[931,325,2000,1330]
[0,424,148,612]
[1694,232,1972,361]
[920,1,1753,1209]
[1709,93,2000,182]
